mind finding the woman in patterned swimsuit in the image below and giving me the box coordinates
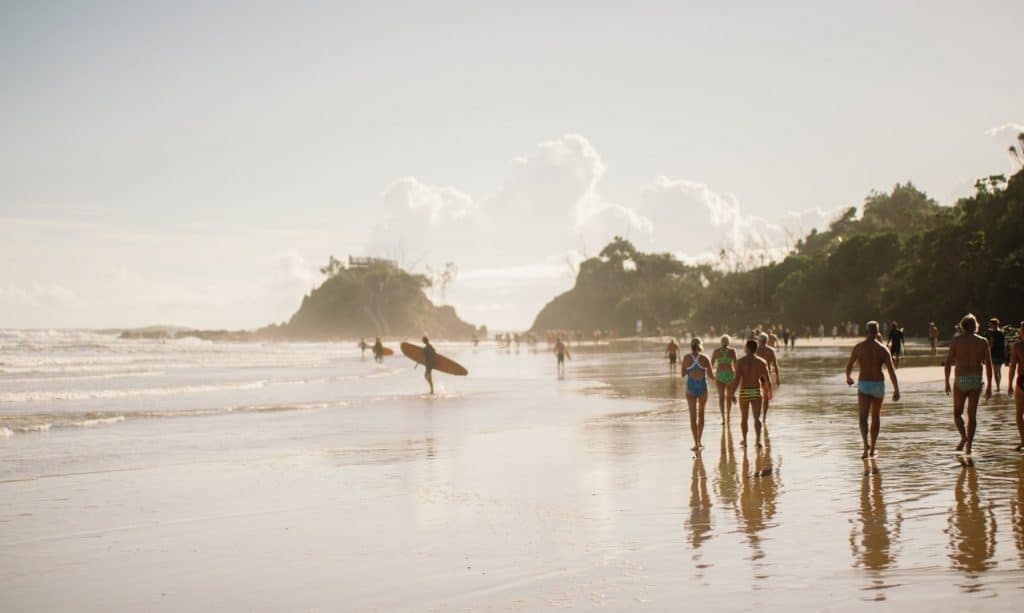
[681,338,714,452]
[711,335,738,421]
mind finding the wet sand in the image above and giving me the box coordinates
[2,336,1023,610]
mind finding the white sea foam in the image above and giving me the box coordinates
[0,380,270,403]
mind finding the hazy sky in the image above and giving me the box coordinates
[3,1,1022,330]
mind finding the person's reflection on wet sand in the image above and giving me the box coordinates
[738,446,779,565]
[850,460,901,599]
[947,458,996,590]
[714,428,739,511]
[686,454,713,552]
[1012,455,1024,567]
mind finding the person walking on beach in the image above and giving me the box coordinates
[1007,320,1024,451]
[944,314,993,455]
[756,333,781,423]
[711,335,738,420]
[929,322,940,357]
[372,336,384,364]
[665,337,680,373]
[887,322,905,368]
[846,321,901,458]
[358,337,368,358]
[554,336,570,377]
[986,318,1007,392]
[682,338,713,451]
[422,336,437,395]
[729,340,772,448]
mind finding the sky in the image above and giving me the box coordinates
[2,1,1022,330]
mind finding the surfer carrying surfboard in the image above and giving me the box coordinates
[422,336,437,394]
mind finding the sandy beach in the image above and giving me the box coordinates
[2,331,1023,611]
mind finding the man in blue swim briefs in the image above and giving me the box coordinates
[944,313,993,455]
[846,321,901,459]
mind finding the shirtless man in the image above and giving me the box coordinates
[845,321,901,458]
[929,322,940,357]
[756,333,781,423]
[1007,321,1024,451]
[665,337,680,373]
[944,314,993,455]
[728,340,772,448]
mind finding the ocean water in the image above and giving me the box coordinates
[2,330,1023,610]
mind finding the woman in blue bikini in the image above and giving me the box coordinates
[681,338,714,451]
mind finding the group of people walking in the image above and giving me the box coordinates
[667,332,782,450]
[667,314,1024,459]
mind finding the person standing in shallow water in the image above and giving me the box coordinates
[886,321,905,368]
[664,337,679,373]
[554,336,570,377]
[421,336,436,395]
[1007,321,1024,451]
[372,337,384,364]
[986,318,1007,392]
[681,338,713,451]
[756,333,781,424]
[710,335,738,420]
[929,321,940,357]
[729,340,772,448]
[846,321,901,459]
[944,314,993,455]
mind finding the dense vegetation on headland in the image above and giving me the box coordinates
[268,259,479,340]
[532,166,1024,337]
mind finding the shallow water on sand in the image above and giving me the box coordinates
[1,332,1023,610]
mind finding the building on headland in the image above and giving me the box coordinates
[348,256,397,270]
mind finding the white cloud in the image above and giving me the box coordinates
[360,134,845,329]
[985,122,1024,137]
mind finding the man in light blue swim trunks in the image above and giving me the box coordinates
[846,321,901,459]
[944,313,993,455]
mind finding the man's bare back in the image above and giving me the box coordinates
[735,354,770,391]
[947,334,991,378]
[851,339,889,382]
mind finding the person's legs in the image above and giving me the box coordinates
[716,380,727,419]
[965,390,981,455]
[696,393,708,448]
[687,393,700,450]
[857,392,871,458]
[993,362,1002,391]
[953,387,968,451]
[751,398,763,447]
[1015,388,1024,450]
[739,399,750,447]
[425,369,434,395]
[869,398,883,456]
